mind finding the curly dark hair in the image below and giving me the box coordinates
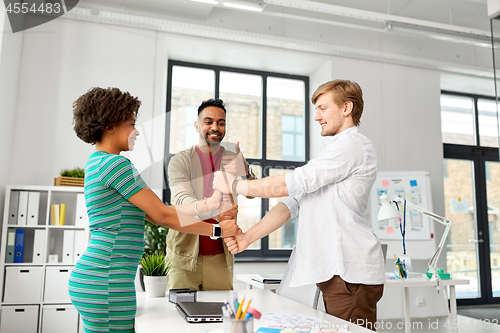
[73,87,141,144]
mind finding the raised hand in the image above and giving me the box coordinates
[213,171,236,194]
[217,196,238,221]
[224,232,249,254]
[219,218,241,237]
[222,142,248,177]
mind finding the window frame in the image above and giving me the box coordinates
[441,90,499,305]
[164,60,310,260]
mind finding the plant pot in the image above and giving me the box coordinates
[143,275,168,297]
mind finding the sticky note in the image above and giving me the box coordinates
[410,180,417,186]
[387,226,394,234]
[382,180,389,186]
[257,328,282,333]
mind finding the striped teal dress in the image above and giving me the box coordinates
[69,151,146,333]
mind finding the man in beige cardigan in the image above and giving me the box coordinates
[167,98,254,291]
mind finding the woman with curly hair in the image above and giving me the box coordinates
[69,87,240,333]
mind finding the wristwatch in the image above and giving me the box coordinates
[241,164,253,180]
[210,224,222,240]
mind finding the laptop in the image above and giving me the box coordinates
[175,301,224,323]
[251,274,283,284]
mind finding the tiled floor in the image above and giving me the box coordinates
[377,315,500,333]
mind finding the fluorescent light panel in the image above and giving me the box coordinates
[222,0,264,12]
[189,0,219,5]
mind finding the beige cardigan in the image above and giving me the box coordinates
[166,146,239,272]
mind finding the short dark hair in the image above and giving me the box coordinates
[73,87,141,144]
[198,98,226,115]
[312,80,364,126]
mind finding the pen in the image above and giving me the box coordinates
[229,291,238,315]
[236,297,245,319]
[240,299,252,319]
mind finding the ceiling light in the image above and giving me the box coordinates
[188,0,219,5]
[222,0,265,12]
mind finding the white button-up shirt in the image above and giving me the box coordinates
[281,126,385,287]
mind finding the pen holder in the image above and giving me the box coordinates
[223,317,253,333]
[394,257,408,280]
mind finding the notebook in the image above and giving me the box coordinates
[251,274,283,284]
[175,301,224,323]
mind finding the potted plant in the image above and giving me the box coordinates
[139,220,169,291]
[55,167,85,187]
[140,251,172,297]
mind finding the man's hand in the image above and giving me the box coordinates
[219,218,241,237]
[217,196,238,221]
[213,171,236,194]
[222,142,248,177]
[206,190,223,211]
[224,233,249,254]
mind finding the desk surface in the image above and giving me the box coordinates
[135,289,372,333]
[385,276,470,287]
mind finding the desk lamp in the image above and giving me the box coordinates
[378,193,453,279]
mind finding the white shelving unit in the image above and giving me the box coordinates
[0,185,89,333]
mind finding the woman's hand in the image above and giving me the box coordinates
[213,171,236,194]
[219,218,241,237]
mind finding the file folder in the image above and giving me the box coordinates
[73,230,85,263]
[50,204,60,225]
[75,193,88,227]
[17,191,29,225]
[32,229,45,264]
[8,191,20,225]
[27,192,40,226]
[5,229,16,263]
[14,229,25,263]
[62,230,75,264]
[59,203,67,225]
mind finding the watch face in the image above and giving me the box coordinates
[214,225,222,237]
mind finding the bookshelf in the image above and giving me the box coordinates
[0,185,89,333]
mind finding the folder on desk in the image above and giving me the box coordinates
[62,230,75,264]
[27,192,40,226]
[251,274,283,284]
[8,191,20,225]
[73,230,85,262]
[5,229,16,263]
[14,229,25,263]
[32,229,45,264]
[17,191,29,225]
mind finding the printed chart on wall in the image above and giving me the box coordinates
[370,171,432,241]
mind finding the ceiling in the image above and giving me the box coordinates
[72,0,495,83]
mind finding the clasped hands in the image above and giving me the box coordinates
[212,143,248,253]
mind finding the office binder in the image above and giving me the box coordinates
[8,191,20,225]
[62,230,75,264]
[73,230,85,262]
[5,229,16,263]
[50,204,60,225]
[14,229,25,263]
[59,203,67,225]
[27,192,40,226]
[32,229,45,264]
[75,193,88,227]
[17,191,29,225]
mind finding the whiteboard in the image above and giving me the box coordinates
[370,171,437,259]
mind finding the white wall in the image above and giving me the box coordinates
[1,13,459,319]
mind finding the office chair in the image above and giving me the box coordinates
[277,247,321,310]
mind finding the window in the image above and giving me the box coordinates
[441,91,500,304]
[165,60,309,259]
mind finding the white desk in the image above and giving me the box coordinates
[385,277,469,333]
[236,274,282,291]
[135,289,372,333]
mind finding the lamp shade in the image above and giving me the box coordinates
[377,193,400,221]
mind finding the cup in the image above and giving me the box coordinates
[394,257,408,279]
[223,317,253,333]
